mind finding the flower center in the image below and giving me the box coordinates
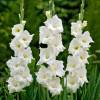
[16,28,20,32]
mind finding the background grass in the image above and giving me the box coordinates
[0,0,100,100]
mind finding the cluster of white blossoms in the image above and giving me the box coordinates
[6,23,34,93]
[36,15,65,96]
[65,20,94,93]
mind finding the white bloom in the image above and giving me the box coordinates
[67,72,79,93]
[10,38,25,55]
[16,47,33,63]
[53,34,65,53]
[48,60,65,77]
[36,14,65,95]
[66,55,81,72]
[68,38,82,55]
[37,47,56,65]
[47,34,65,54]
[75,48,89,64]
[79,31,94,48]
[18,30,33,47]
[12,24,24,36]
[44,15,63,33]
[71,21,83,37]
[7,57,33,83]
[7,57,27,71]
[47,77,63,96]
[66,20,92,93]
[7,76,26,93]
[39,26,54,44]
[10,65,32,81]
[36,66,53,86]
[7,23,33,93]
[75,66,88,87]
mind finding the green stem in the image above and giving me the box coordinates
[17,93,19,100]
[79,0,85,21]
[19,0,24,24]
[49,0,55,16]
[70,93,73,100]
[95,50,100,53]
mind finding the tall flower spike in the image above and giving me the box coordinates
[6,0,34,93]
[36,0,65,96]
[65,0,94,93]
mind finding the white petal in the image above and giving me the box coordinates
[37,47,56,65]
[47,77,63,96]
[66,55,81,72]
[68,38,82,55]
[12,24,24,36]
[48,60,65,77]
[44,15,63,33]
[36,66,53,86]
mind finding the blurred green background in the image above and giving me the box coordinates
[0,0,100,100]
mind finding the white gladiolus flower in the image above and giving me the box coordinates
[47,34,65,54]
[11,68,33,85]
[47,77,63,96]
[37,14,65,96]
[75,49,89,64]
[66,20,93,93]
[68,38,82,55]
[37,47,56,65]
[39,26,65,54]
[7,57,27,71]
[67,72,79,93]
[12,24,24,36]
[18,30,33,47]
[7,76,27,93]
[48,60,65,77]
[36,66,52,86]
[71,21,83,37]
[10,66,33,83]
[39,26,54,44]
[16,47,33,63]
[44,15,63,33]
[10,38,25,55]
[79,31,94,48]
[71,20,87,37]
[7,77,23,93]
[66,55,81,72]
[76,66,88,86]
[7,22,34,93]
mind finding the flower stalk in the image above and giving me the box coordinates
[65,0,93,93]
[19,0,26,25]
[6,0,34,93]
[49,0,55,16]
[36,3,65,95]
[79,0,85,21]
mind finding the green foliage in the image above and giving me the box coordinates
[0,0,100,100]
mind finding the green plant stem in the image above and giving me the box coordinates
[79,0,85,21]
[49,0,55,16]
[20,0,24,24]
[71,93,73,100]
[17,93,19,100]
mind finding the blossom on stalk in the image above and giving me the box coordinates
[65,20,93,93]
[12,24,24,36]
[36,66,53,86]
[68,38,82,55]
[44,15,63,33]
[7,23,34,93]
[48,60,65,77]
[36,14,65,96]
[47,77,63,96]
